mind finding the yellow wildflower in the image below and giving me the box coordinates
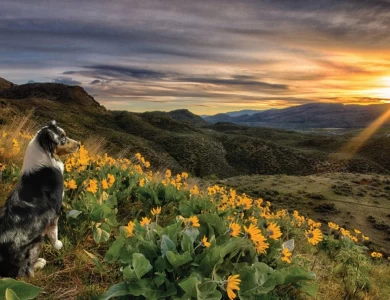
[139,178,145,187]
[135,153,141,160]
[165,169,171,178]
[140,217,151,227]
[107,174,115,187]
[305,228,323,246]
[244,224,265,244]
[267,222,282,240]
[281,248,292,264]
[328,222,340,231]
[225,274,241,300]
[229,223,241,237]
[185,216,200,228]
[65,179,77,190]
[125,221,135,237]
[86,179,98,194]
[190,185,200,195]
[201,236,211,248]
[151,207,161,216]
[101,179,109,190]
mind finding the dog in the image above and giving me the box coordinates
[0,120,80,277]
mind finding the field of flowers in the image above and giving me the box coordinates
[0,124,389,300]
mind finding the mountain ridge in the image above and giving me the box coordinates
[1,77,390,178]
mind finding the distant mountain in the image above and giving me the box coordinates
[203,109,267,122]
[205,103,390,129]
[1,77,390,178]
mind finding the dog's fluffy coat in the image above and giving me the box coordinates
[0,121,79,277]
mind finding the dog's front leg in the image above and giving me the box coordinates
[47,217,63,250]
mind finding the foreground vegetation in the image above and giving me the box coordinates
[0,122,390,299]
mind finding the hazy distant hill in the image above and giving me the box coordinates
[205,103,390,129]
[1,78,390,178]
[203,109,267,122]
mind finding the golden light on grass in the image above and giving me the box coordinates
[338,107,390,160]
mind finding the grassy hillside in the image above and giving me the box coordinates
[0,125,389,300]
[214,173,390,255]
[1,80,390,180]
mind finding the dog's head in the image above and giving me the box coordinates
[37,120,80,157]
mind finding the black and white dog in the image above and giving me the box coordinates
[0,121,80,277]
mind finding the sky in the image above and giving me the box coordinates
[1,0,390,115]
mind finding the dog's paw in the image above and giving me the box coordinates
[34,258,47,270]
[54,240,63,250]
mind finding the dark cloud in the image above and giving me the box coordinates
[90,79,101,85]
[52,77,81,85]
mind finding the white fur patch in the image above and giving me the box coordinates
[54,240,63,250]
[34,258,47,270]
[21,135,64,174]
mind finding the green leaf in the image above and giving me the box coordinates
[154,272,166,287]
[66,209,82,219]
[239,262,284,300]
[220,239,242,258]
[197,281,222,300]
[280,266,316,284]
[122,266,137,281]
[166,251,193,268]
[99,282,130,300]
[160,235,176,257]
[104,237,125,263]
[93,225,110,244]
[128,279,159,300]
[181,232,194,254]
[5,289,20,300]
[183,227,199,243]
[298,281,319,297]
[0,279,42,300]
[179,277,199,298]
[132,253,153,279]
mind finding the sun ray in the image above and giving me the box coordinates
[337,108,390,160]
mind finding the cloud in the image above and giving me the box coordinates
[0,0,389,114]
[52,77,81,85]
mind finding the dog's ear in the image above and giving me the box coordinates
[48,120,57,128]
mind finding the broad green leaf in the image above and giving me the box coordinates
[183,227,199,243]
[5,289,20,300]
[181,232,194,254]
[122,266,137,281]
[99,282,130,300]
[128,279,159,300]
[66,209,82,219]
[239,262,284,300]
[297,281,319,297]
[154,272,166,287]
[93,225,110,244]
[166,251,193,268]
[132,253,153,279]
[160,235,176,257]
[280,266,316,284]
[104,237,125,263]
[179,277,198,297]
[0,279,42,300]
[197,281,222,300]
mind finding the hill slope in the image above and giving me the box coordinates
[1,78,390,178]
